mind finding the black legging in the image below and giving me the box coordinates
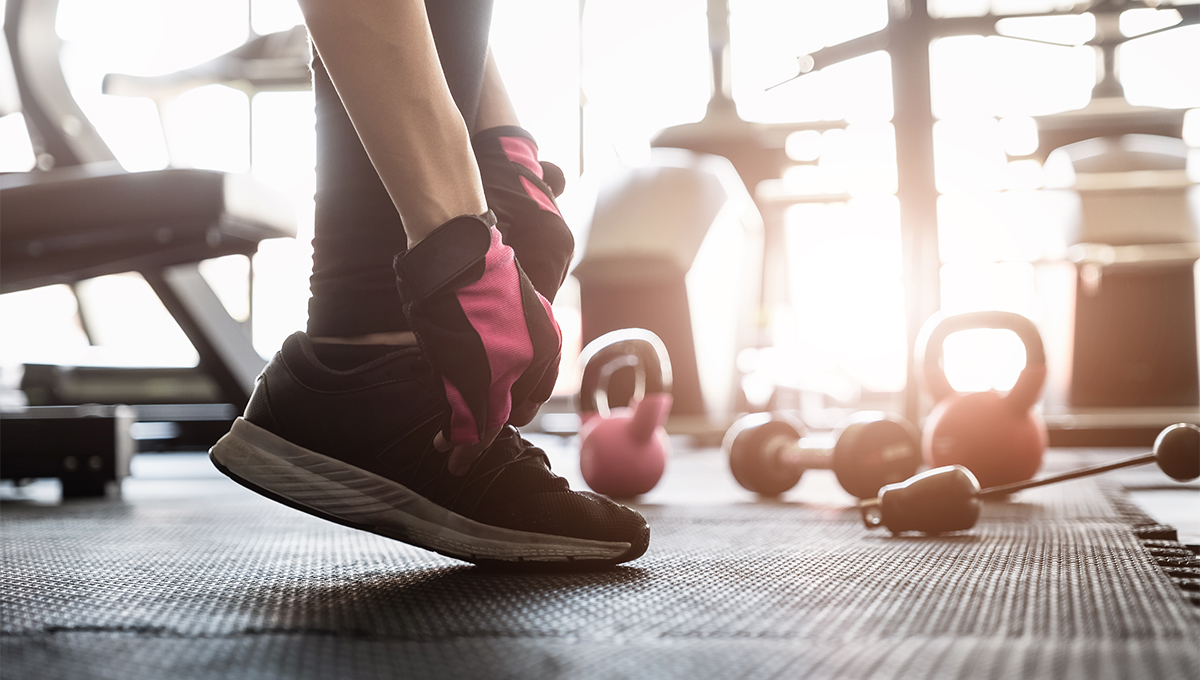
[306,0,494,338]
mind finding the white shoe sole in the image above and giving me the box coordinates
[210,418,632,564]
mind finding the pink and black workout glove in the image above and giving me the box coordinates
[394,211,561,446]
[472,126,573,302]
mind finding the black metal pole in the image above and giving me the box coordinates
[889,0,941,426]
[978,452,1157,498]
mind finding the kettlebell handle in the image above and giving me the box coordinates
[592,355,645,419]
[916,311,1047,411]
[578,329,673,417]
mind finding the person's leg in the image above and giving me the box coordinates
[307,49,410,343]
[302,0,561,461]
[306,0,494,346]
[306,14,574,447]
[300,0,483,244]
[210,1,649,568]
[309,38,572,344]
[473,49,519,134]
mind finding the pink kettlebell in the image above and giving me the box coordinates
[577,329,673,497]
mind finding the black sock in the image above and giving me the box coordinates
[311,343,401,370]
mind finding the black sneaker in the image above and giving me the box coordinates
[209,331,649,568]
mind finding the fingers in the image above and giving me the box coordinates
[441,425,503,476]
[437,400,544,477]
[435,400,543,477]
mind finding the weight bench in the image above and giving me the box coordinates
[1,164,294,404]
[0,0,301,494]
[1,0,303,406]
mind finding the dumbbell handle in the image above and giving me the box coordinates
[978,451,1156,498]
[764,435,834,471]
[769,433,918,471]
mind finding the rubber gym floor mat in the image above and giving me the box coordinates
[2,476,1198,679]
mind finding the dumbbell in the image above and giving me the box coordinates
[725,412,922,499]
[858,423,1200,534]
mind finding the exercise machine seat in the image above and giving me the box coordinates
[1,163,295,294]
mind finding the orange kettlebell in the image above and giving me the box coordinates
[917,311,1048,488]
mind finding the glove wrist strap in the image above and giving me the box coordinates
[393,211,497,302]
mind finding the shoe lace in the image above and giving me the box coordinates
[445,429,555,517]
[388,412,454,496]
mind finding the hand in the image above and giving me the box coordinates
[507,398,543,428]
[472,126,574,300]
[434,425,501,475]
[438,396,547,474]
[394,213,561,473]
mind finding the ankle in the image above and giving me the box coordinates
[307,334,417,371]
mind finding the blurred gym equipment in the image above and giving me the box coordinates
[1022,10,1200,441]
[917,311,1048,488]
[1,0,302,491]
[755,0,1200,445]
[0,404,135,498]
[724,411,920,500]
[1048,136,1199,409]
[573,149,763,436]
[1,0,300,405]
[577,329,673,497]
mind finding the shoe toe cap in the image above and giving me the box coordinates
[488,490,650,563]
